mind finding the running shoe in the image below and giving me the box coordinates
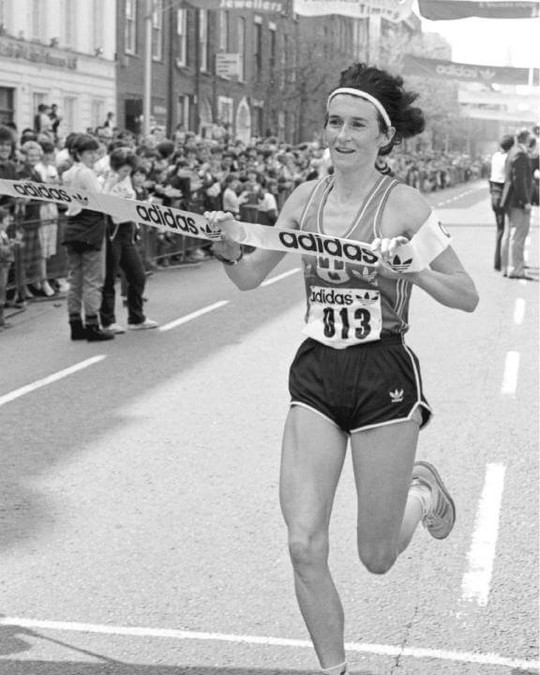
[128,318,159,330]
[412,460,456,540]
[103,322,126,334]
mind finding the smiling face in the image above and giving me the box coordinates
[325,94,394,170]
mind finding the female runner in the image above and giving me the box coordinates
[205,62,479,675]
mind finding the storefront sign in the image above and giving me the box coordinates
[0,36,78,70]
[216,53,240,78]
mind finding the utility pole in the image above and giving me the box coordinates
[143,0,153,137]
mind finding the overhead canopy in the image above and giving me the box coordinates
[418,0,540,20]
[184,0,415,20]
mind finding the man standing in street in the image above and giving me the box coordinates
[501,128,533,279]
[489,134,514,271]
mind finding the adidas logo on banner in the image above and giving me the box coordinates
[73,194,89,206]
[200,223,222,240]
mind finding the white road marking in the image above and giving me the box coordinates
[500,351,520,396]
[461,463,506,607]
[260,267,301,287]
[513,298,526,325]
[0,616,537,671]
[0,356,107,409]
[159,300,229,332]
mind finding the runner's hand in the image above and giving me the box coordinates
[204,210,242,260]
[371,236,410,278]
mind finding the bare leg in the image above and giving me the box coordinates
[279,405,348,669]
[351,419,422,574]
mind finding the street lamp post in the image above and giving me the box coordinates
[143,0,153,137]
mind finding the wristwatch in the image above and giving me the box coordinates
[214,248,244,265]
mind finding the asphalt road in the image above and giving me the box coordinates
[0,181,538,675]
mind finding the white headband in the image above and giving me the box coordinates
[327,87,392,129]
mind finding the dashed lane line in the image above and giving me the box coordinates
[0,617,537,672]
[500,351,520,396]
[260,267,301,287]
[461,463,506,607]
[513,298,526,325]
[0,356,107,409]
[158,300,229,332]
[159,269,300,331]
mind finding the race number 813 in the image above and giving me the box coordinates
[323,307,371,340]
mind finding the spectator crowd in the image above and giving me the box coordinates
[0,111,490,333]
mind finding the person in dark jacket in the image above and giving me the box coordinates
[500,128,533,279]
[99,147,158,333]
[0,125,17,212]
[61,134,113,341]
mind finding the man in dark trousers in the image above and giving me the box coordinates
[489,134,514,271]
[501,128,533,279]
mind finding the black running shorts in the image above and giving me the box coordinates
[288,336,432,433]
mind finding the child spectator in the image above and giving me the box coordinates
[100,147,158,332]
[61,134,113,341]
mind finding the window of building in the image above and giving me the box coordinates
[219,10,228,52]
[63,0,77,48]
[91,99,105,129]
[237,17,245,82]
[152,0,163,61]
[176,9,187,66]
[253,105,264,138]
[269,23,276,76]
[93,0,104,51]
[63,97,76,133]
[32,92,47,117]
[31,0,43,41]
[125,0,137,54]
[218,96,233,127]
[281,34,287,87]
[0,87,14,125]
[199,10,208,72]
[254,17,262,80]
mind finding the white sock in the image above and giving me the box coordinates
[321,662,349,675]
[409,481,433,520]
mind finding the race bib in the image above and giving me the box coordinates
[303,286,382,349]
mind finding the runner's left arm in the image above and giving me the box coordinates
[377,184,479,313]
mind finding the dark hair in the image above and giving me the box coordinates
[0,125,15,145]
[109,147,138,172]
[132,162,149,176]
[332,62,425,155]
[107,139,128,154]
[500,134,515,152]
[64,132,80,150]
[72,134,100,160]
[516,128,530,144]
[39,139,55,155]
[156,140,175,159]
